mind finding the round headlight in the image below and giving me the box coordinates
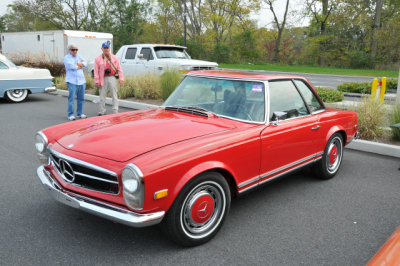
[35,132,49,165]
[35,133,47,153]
[122,164,144,210]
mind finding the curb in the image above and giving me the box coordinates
[346,139,400,158]
[49,89,400,159]
[50,89,158,110]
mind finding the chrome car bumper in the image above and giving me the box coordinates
[45,86,56,92]
[36,165,165,227]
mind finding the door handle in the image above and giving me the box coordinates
[311,125,321,130]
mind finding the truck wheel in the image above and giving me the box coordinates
[5,89,28,103]
[313,133,343,179]
[162,172,231,246]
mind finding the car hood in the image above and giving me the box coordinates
[161,58,218,67]
[0,67,52,80]
[57,109,234,162]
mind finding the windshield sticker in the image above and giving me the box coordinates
[251,84,263,92]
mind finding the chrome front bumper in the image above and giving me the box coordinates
[45,86,56,92]
[36,166,165,227]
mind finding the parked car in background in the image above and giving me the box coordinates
[35,70,358,246]
[367,226,400,265]
[0,54,55,103]
[86,44,218,76]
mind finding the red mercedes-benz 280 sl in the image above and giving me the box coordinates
[35,70,358,246]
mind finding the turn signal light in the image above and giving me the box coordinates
[154,189,168,200]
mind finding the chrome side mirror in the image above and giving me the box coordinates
[271,111,287,126]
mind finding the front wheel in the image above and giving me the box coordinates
[5,89,28,103]
[313,133,344,179]
[162,172,231,246]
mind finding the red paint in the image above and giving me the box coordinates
[40,71,358,215]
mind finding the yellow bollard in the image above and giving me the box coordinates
[379,77,386,103]
[371,78,378,99]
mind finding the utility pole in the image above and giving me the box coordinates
[397,68,400,103]
[183,2,187,47]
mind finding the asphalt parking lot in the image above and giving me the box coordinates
[1,93,399,265]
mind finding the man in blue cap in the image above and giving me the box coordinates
[94,41,124,115]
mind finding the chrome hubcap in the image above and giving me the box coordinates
[10,89,24,98]
[181,181,225,238]
[326,137,342,174]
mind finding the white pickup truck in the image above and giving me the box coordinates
[87,44,218,76]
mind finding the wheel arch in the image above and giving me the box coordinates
[172,162,239,204]
[325,126,347,144]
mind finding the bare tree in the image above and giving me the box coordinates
[266,0,290,63]
[370,0,384,62]
[306,0,334,66]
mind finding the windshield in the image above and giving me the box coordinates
[154,47,190,59]
[164,76,266,122]
[3,57,16,68]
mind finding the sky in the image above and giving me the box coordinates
[0,0,309,29]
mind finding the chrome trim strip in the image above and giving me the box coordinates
[259,152,323,180]
[75,172,120,184]
[49,148,118,177]
[258,159,318,186]
[239,157,322,194]
[36,166,164,228]
[45,86,56,92]
[238,152,324,189]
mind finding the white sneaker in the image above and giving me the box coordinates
[77,114,87,119]
[68,115,76,121]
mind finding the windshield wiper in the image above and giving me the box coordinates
[164,105,217,118]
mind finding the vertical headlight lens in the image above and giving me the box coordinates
[122,164,144,210]
[35,132,49,165]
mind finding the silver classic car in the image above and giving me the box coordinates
[0,54,55,103]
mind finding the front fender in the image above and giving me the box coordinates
[172,161,237,200]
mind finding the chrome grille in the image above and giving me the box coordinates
[192,66,216,70]
[49,149,119,194]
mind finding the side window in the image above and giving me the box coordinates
[0,61,9,69]
[294,80,324,113]
[140,48,154,61]
[125,48,137,59]
[268,80,309,121]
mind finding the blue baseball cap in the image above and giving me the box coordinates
[102,41,111,48]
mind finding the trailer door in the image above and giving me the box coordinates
[43,34,55,59]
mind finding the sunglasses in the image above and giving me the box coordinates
[70,49,78,51]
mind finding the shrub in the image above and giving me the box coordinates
[386,79,398,92]
[9,52,65,76]
[133,73,161,99]
[337,82,371,94]
[356,98,386,140]
[160,68,182,100]
[54,74,95,91]
[390,103,400,140]
[315,87,344,102]
[118,77,136,99]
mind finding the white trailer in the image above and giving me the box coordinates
[0,30,113,63]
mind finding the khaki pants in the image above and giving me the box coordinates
[99,76,118,114]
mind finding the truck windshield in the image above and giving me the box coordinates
[154,47,190,59]
[163,76,266,123]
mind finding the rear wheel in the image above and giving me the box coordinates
[313,133,344,179]
[5,89,28,103]
[162,172,231,246]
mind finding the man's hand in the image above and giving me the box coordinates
[76,62,84,69]
[119,80,124,87]
[96,83,101,89]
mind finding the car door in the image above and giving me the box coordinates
[120,47,138,76]
[136,47,154,74]
[259,79,322,184]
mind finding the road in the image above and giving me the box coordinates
[1,93,400,265]
[242,69,374,89]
